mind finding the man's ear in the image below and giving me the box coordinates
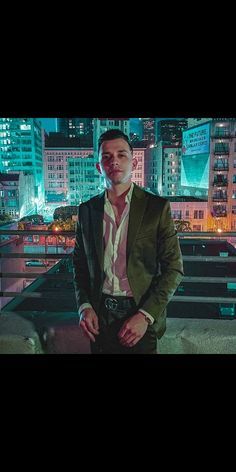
[96,162,102,174]
[132,158,138,171]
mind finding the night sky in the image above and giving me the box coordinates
[40,118,57,132]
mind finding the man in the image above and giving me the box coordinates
[73,129,184,354]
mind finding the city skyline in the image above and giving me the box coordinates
[40,117,186,134]
[40,118,138,134]
[2,117,236,336]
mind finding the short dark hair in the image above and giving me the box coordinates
[98,129,133,153]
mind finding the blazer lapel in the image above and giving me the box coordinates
[127,184,148,262]
[89,185,148,270]
[89,191,105,271]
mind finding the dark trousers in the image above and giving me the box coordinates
[90,296,158,354]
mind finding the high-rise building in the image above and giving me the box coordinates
[208,119,236,231]
[0,171,35,219]
[180,122,211,199]
[44,143,94,204]
[0,118,44,210]
[45,132,81,148]
[132,148,145,188]
[68,155,100,205]
[144,145,159,195]
[141,118,156,144]
[57,118,93,142]
[162,145,182,196]
[156,119,187,145]
[144,141,182,197]
[178,119,236,231]
[130,118,143,140]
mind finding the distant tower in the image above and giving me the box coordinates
[57,118,93,139]
[0,117,44,208]
[156,118,188,145]
[208,118,236,231]
[141,118,156,144]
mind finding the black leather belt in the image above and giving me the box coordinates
[101,295,136,313]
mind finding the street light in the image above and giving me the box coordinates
[54,225,59,254]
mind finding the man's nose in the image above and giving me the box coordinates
[110,155,119,166]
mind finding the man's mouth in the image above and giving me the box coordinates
[109,169,122,175]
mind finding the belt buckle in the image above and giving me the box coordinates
[105,297,118,311]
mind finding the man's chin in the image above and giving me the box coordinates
[106,175,131,186]
[109,176,123,184]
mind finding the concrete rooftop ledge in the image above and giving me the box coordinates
[0,312,43,354]
[1,312,236,354]
[159,318,236,354]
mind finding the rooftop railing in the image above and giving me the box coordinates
[1,229,236,353]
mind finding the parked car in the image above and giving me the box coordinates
[25,260,48,267]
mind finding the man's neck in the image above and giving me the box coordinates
[107,182,132,205]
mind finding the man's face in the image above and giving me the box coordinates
[96,138,137,186]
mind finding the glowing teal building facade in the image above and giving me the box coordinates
[0,118,44,211]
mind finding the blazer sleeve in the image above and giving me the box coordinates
[72,205,91,311]
[140,199,184,321]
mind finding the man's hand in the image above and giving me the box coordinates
[79,308,99,343]
[118,312,149,348]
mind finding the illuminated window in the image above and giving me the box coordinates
[172,210,182,219]
[215,143,229,153]
[215,127,229,137]
[20,124,31,131]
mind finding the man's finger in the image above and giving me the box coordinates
[83,328,96,343]
[80,321,96,342]
[120,334,136,347]
[118,323,128,339]
[127,338,139,347]
[86,320,99,335]
[120,329,132,342]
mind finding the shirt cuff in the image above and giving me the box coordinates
[78,303,93,316]
[138,309,155,325]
